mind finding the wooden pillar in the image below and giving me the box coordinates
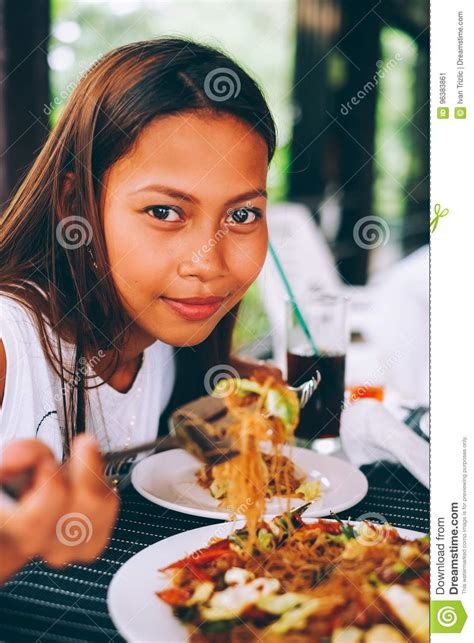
[334,0,381,284]
[288,0,342,211]
[0,0,50,209]
[289,0,381,285]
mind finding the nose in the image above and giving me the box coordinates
[177,236,229,282]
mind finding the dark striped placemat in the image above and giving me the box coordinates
[0,461,429,642]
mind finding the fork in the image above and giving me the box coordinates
[103,373,321,483]
[1,417,237,499]
[289,371,321,409]
[1,375,320,497]
[103,415,238,485]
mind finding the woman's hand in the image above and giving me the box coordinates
[0,439,67,580]
[229,354,284,384]
[0,435,119,582]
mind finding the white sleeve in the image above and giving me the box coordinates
[0,296,63,459]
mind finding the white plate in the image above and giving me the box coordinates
[108,520,425,643]
[131,447,368,519]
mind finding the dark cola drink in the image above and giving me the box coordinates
[287,350,346,441]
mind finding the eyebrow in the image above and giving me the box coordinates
[130,184,267,206]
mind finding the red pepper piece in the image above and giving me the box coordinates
[299,520,342,535]
[156,587,191,606]
[160,539,232,571]
[188,565,212,582]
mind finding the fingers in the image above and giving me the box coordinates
[0,439,56,481]
[0,436,119,572]
[2,458,69,559]
[43,435,119,567]
[67,435,110,496]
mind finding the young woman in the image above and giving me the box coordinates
[1,38,278,567]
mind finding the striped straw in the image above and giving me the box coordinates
[268,241,320,356]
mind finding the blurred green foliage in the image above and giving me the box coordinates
[374,27,417,222]
[232,282,271,353]
[49,0,296,201]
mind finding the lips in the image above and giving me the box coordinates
[166,296,225,305]
[160,295,227,321]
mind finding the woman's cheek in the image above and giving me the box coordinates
[107,224,175,304]
[227,230,268,291]
[104,210,143,280]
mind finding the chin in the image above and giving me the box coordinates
[154,323,216,348]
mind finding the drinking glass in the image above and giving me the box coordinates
[286,292,348,453]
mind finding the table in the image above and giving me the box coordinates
[0,457,429,643]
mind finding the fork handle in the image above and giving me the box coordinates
[0,436,180,503]
[102,434,180,466]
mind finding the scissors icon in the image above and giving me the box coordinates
[430,203,449,233]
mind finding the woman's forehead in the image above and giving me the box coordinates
[106,111,269,198]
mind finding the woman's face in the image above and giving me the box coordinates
[102,111,269,348]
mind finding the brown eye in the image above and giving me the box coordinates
[145,206,182,222]
[226,207,261,225]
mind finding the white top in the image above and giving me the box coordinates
[0,294,176,460]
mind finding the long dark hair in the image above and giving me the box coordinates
[0,37,276,457]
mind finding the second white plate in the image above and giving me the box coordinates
[108,520,425,643]
[131,447,368,519]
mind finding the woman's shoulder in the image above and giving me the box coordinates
[1,291,44,330]
[1,291,60,387]
[0,291,69,349]
[1,293,55,365]
[1,292,39,344]
[0,294,22,404]
[1,291,31,316]
[0,292,64,452]
[0,293,46,395]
